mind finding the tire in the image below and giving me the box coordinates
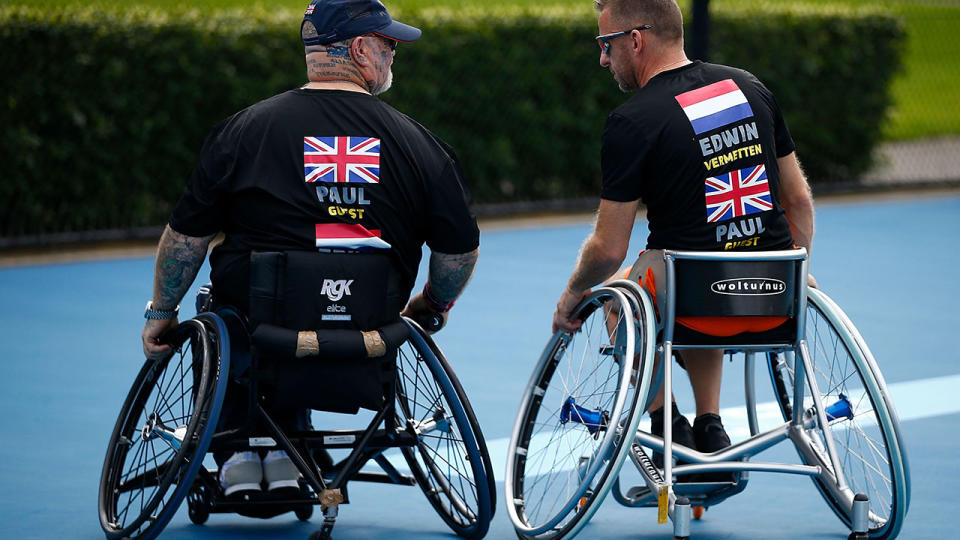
[505,287,656,540]
[396,319,495,539]
[98,315,230,540]
[768,288,909,539]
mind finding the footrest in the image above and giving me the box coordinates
[673,480,737,497]
[625,485,655,501]
[212,488,320,519]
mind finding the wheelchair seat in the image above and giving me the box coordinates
[663,249,807,349]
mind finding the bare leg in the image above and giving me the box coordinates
[678,348,724,417]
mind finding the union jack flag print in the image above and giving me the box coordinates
[704,164,772,223]
[304,136,381,184]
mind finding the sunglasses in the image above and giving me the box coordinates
[595,24,652,55]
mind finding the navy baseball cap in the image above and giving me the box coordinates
[301,0,421,46]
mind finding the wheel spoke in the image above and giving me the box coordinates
[396,326,490,537]
[100,319,221,540]
[768,292,905,537]
[508,289,643,536]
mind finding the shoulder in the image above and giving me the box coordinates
[607,87,674,143]
[380,103,459,165]
[210,90,299,138]
[604,110,646,140]
[235,90,304,123]
[705,63,771,95]
[698,62,757,82]
[382,103,436,139]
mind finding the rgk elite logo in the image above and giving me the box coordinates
[321,279,353,302]
[711,278,785,296]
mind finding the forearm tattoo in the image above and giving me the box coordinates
[427,250,479,304]
[153,226,215,310]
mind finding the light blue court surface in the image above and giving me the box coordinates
[1,193,958,540]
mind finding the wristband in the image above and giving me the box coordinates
[144,301,179,320]
[423,282,455,313]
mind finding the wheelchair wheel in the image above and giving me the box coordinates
[396,319,495,540]
[99,315,229,540]
[768,288,909,539]
[505,287,655,540]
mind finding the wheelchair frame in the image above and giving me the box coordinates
[505,249,910,540]
[98,309,495,540]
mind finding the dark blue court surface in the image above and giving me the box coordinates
[1,193,958,539]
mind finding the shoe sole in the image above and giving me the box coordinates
[223,483,262,497]
[266,479,300,492]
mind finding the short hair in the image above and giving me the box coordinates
[594,0,684,44]
[302,20,320,42]
[304,37,353,56]
[302,21,351,50]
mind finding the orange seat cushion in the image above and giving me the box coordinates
[676,316,790,337]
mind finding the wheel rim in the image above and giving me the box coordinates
[508,289,641,537]
[770,290,905,537]
[396,335,485,535]
[100,322,212,539]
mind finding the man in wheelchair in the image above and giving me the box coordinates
[552,0,816,480]
[140,0,479,502]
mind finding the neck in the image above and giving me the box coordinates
[304,50,372,94]
[301,80,370,94]
[639,52,690,87]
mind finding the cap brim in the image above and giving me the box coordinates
[375,20,421,43]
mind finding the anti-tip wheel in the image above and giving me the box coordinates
[295,504,314,522]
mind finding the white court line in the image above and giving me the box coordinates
[471,373,960,482]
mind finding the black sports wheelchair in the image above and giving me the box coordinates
[98,251,496,540]
[506,249,909,540]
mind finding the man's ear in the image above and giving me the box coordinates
[351,36,371,65]
[631,29,644,54]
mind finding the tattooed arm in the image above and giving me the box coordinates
[401,249,479,333]
[142,225,217,360]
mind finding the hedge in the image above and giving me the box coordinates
[0,4,903,239]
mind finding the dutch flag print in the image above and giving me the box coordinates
[315,223,392,251]
[675,79,754,135]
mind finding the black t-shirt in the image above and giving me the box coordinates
[601,61,794,251]
[170,89,480,311]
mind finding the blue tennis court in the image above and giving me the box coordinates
[0,192,957,539]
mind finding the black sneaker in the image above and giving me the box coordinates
[692,413,735,482]
[650,403,696,481]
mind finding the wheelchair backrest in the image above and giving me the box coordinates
[245,250,409,414]
[662,249,809,349]
[249,250,406,331]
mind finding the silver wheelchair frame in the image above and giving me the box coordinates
[506,249,910,540]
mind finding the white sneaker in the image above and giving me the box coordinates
[220,451,263,496]
[263,450,301,492]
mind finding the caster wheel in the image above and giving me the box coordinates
[693,506,704,520]
[187,483,211,525]
[295,504,314,521]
